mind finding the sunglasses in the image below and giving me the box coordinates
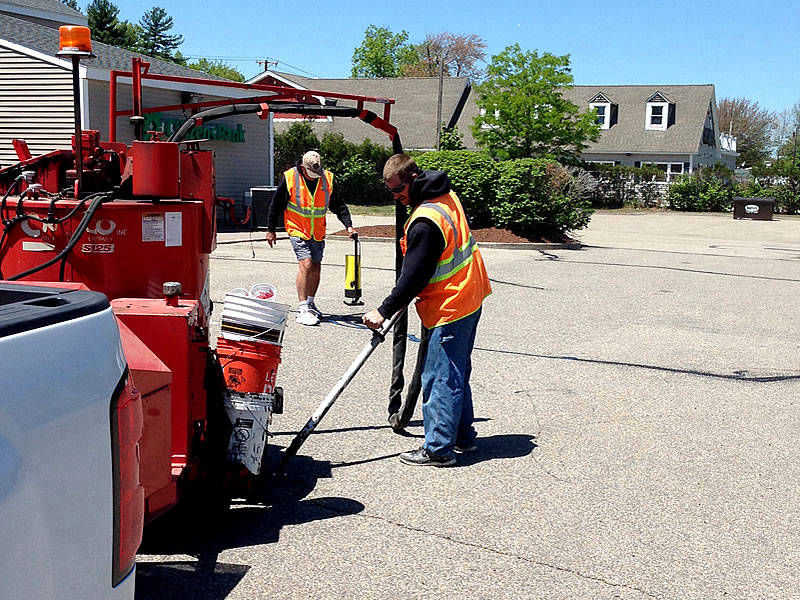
[385,182,407,194]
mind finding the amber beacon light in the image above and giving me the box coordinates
[57,25,93,56]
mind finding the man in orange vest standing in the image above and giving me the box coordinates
[363,154,491,466]
[266,150,356,326]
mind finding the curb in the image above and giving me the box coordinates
[327,234,582,250]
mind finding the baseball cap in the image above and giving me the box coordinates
[302,150,323,178]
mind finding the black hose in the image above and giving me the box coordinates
[8,191,111,281]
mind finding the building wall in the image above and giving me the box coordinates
[87,79,269,199]
[0,44,73,167]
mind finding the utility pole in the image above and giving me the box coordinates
[436,52,444,150]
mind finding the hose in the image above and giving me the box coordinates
[8,190,112,281]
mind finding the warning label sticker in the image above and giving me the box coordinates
[142,214,164,242]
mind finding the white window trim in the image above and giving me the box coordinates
[590,102,610,129]
[646,102,668,131]
[641,161,684,182]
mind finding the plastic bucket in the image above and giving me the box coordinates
[249,283,277,300]
[217,337,281,393]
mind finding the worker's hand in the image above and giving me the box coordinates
[265,231,276,247]
[347,226,357,239]
[362,309,385,330]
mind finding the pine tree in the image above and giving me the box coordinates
[87,0,139,50]
[138,7,183,61]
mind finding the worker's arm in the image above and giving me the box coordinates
[328,189,355,237]
[265,178,289,246]
[363,218,444,328]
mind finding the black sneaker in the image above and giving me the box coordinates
[399,446,455,467]
[454,442,477,453]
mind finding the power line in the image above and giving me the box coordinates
[182,54,319,77]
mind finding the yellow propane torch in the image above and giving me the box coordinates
[344,233,363,305]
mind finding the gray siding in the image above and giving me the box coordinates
[0,44,72,167]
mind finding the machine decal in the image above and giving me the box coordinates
[21,241,55,251]
[86,219,116,236]
[81,243,115,254]
[142,214,164,242]
[165,212,182,247]
[20,220,41,238]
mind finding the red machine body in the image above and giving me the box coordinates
[0,51,400,524]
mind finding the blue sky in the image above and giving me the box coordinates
[117,0,799,114]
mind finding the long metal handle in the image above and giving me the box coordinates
[278,309,405,471]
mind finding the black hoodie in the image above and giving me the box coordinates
[377,170,450,320]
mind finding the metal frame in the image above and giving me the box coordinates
[109,58,400,147]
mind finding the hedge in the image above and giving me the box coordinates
[415,150,498,227]
[493,158,593,235]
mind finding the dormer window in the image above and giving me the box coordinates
[588,93,617,130]
[645,92,675,131]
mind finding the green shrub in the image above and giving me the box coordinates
[493,158,593,235]
[668,166,735,212]
[438,125,466,151]
[415,150,498,227]
[337,155,390,205]
[274,122,318,175]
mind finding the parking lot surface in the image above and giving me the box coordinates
[137,212,800,599]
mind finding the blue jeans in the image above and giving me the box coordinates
[421,307,481,455]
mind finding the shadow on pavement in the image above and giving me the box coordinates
[136,449,364,600]
[456,433,537,467]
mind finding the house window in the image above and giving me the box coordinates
[590,102,610,129]
[642,161,684,181]
[646,102,668,131]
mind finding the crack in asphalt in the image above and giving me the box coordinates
[308,498,659,598]
[475,346,800,383]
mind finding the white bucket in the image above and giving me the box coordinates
[221,293,290,346]
[224,391,272,475]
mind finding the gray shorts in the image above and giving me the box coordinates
[290,236,325,263]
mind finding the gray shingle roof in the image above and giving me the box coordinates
[0,13,228,80]
[562,85,716,154]
[267,71,474,150]
[1,0,83,19]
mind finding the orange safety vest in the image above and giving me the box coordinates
[401,191,492,329]
[283,167,333,241]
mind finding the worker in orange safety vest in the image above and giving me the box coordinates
[266,151,356,326]
[363,153,491,467]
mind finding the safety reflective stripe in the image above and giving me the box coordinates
[429,235,478,283]
[288,168,329,217]
[414,202,478,284]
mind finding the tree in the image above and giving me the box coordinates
[188,58,244,82]
[87,0,139,50]
[774,102,800,158]
[138,6,183,61]
[402,33,486,79]
[351,25,418,78]
[716,98,776,167]
[472,44,600,163]
[61,0,81,11]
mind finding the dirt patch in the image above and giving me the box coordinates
[332,225,576,244]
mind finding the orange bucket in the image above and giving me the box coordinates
[217,337,281,393]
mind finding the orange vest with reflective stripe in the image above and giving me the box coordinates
[401,191,491,329]
[283,167,333,241]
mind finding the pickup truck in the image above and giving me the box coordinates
[0,282,143,599]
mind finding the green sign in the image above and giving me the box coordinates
[143,112,245,143]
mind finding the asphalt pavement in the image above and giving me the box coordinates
[136,211,800,600]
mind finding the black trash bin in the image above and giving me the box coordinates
[251,186,278,228]
[733,197,775,220]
